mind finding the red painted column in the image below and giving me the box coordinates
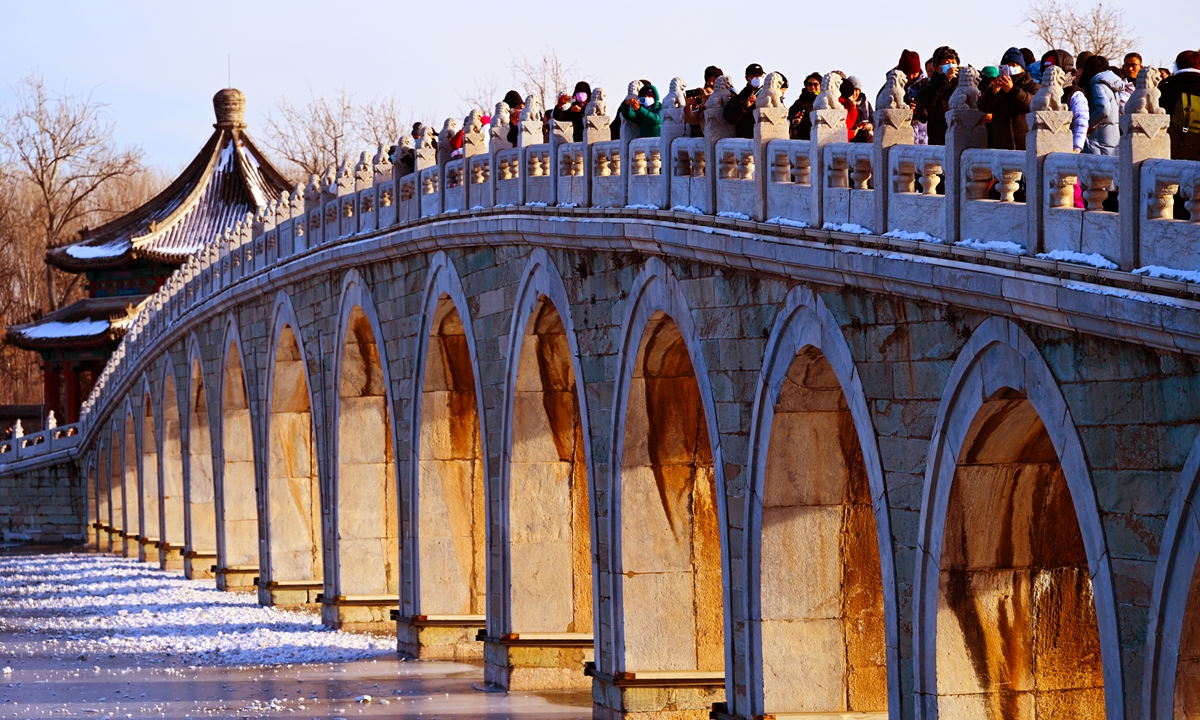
[64,361,78,424]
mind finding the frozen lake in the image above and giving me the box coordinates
[0,551,590,719]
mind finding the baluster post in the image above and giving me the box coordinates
[1119,67,1172,270]
[873,73,914,233]
[1025,108,1075,254]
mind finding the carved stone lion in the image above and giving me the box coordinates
[705,75,735,112]
[438,117,460,148]
[462,109,484,135]
[626,79,646,104]
[354,151,372,186]
[416,125,436,150]
[948,66,981,110]
[520,94,544,123]
[1031,65,1066,111]
[756,71,786,109]
[1124,66,1164,116]
[585,88,608,119]
[813,71,845,110]
[662,77,688,123]
[876,68,907,111]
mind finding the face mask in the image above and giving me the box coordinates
[1008,66,1023,75]
[575,92,588,103]
[750,76,764,88]
[941,64,955,74]
[641,96,655,106]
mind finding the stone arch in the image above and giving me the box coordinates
[498,250,594,641]
[405,252,488,642]
[609,257,728,678]
[262,293,323,604]
[217,318,259,591]
[121,399,137,557]
[160,361,186,569]
[139,377,161,563]
[98,440,110,551]
[912,316,1122,720]
[743,286,898,718]
[1144,430,1200,719]
[185,337,217,579]
[331,270,399,625]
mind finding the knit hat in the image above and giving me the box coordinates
[573,81,592,95]
[848,76,863,90]
[981,66,1000,79]
[503,90,524,107]
[897,49,921,76]
[1001,47,1026,69]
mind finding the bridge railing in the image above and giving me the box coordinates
[26,71,1198,455]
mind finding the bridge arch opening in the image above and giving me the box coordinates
[508,299,591,635]
[220,339,258,589]
[161,372,185,567]
[87,460,98,549]
[417,299,485,617]
[620,312,723,673]
[140,392,160,562]
[122,412,136,556]
[336,306,397,597]
[266,324,322,599]
[99,443,111,551]
[935,390,1104,718]
[756,346,887,715]
[188,356,216,578]
[1176,570,1200,717]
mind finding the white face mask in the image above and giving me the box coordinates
[640,96,655,106]
[750,76,764,88]
[1008,65,1024,75]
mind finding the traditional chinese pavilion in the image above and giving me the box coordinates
[5,89,290,424]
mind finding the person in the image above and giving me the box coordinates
[908,57,936,145]
[618,82,662,138]
[1082,57,1123,156]
[1159,50,1200,160]
[724,63,766,139]
[1120,52,1144,109]
[684,66,722,137]
[838,77,863,142]
[916,46,961,145]
[789,72,822,140]
[552,81,591,142]
[848,76,873,139]
[978,47,1037,150]
[502,90,524,146]
[412,121,437,150]
[1041,50,1088,153]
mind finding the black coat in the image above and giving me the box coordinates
[723,83,759,139]
[978,72,1037,150]
[553,105,586,142]
[916,72,958,145]
[788,91,817,140]
[1160,70,1200,160]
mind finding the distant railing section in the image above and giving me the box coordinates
[5,72,1194,465]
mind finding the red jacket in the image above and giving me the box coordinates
[839,97,858,140]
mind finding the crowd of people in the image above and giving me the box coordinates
[414,45,1200,165]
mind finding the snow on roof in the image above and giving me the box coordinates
[65,240,131,260]
[17,319,110,340]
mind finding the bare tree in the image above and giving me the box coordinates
[1,74,145,311]
[262,90,410,184]
[510,48,582,111]
[459,75,502,117]
[1025,0,1139,60]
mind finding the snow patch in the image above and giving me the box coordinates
[883,229,944,243]
[625,203,660,210]
[19,319,110,339]
[823,222,873,235]
[766,217,810,228]
[717,211,751,220]
[1065,283,1180,307]
[1134,265,1200,284]
[956,238,1026,255]
[1036,249,1118,270]
[557,202,579,208]
[524,201,549,207]
[671,205,705,214]
[65,241,131,260]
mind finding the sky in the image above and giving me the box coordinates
[1,0,1195,172]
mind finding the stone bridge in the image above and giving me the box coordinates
[4,75,1200,720]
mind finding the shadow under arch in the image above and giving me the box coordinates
[912,316,1123,720]
[184,334,217,580]
[216,315,259,591]
[159,357,186,568]
[743,286,899,718]
[262,291,323,605]
[607,257,729,689]
[329,268,401,630]
[137,374,160,562]
[401,251,489,657]
[1144,429,1200,719]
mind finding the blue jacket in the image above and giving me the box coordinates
[1084,70,1122,156]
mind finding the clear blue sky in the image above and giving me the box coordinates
[2,0,1194,171]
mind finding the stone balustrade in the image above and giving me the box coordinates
[3,71,1196,468]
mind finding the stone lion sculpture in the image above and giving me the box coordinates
[416,124,436,150]
[813,71,845,110]
[662,77,688,123]
[520,94,543,123]
[705,75,735,112]
[462,109,484,135]
[948,66,981,110]
[585,87,608,120]
[626,79,646,104]
[1125,66,1164,116]
[438,118,459,148]
[1031,65,1066,111]
[756,71,786,109]
[354,151,372,186]
[876,68,907,111]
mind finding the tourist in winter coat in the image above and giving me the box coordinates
[789,73,822,140]
[1159,50,1200,161]
[838,77,861,142]
[553,81,591,143]
[1084,65,1123,156]
[618,83,663,138]
[502,90,524,147]
[916,47,961,146]
[1040,50,1089,152]
[684,66,723,137]
[978,47,1037,150]
[724,64,767,139]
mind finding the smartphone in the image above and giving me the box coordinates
[1000,66,1011,78]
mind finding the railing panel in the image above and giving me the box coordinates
[627,138,665,209]
[357,186,377,234]
[443,159,466,213]
[960,148,1027,249]
[376,179,396,228]
[590,141,624,208]
[887,145,946,240]
[715,138,755,218]
[397,172,420,223]
[1042,153,1120,262]
[670,137,710,214]
[823,142,876,231]
[523,145,553,205]
[557,142,587,207]
[1140,159,1200,271]
[764,139,814,225]
[419,166,443,218]
[494,148,521,206]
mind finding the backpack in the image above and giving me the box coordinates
[1173,91,1200,148]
